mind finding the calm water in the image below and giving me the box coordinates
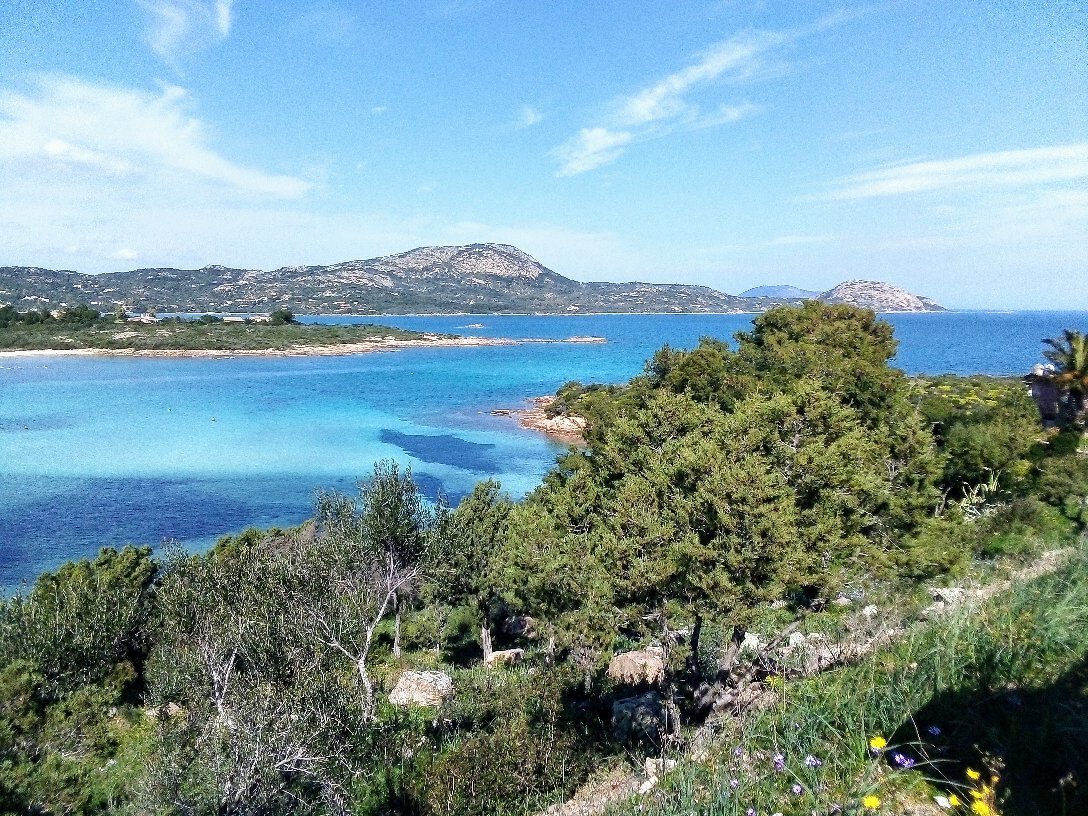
[1,311,1085,588]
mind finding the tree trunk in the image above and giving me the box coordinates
[687,611,704,681]
[393,597,402,659]
[481,625,493,661]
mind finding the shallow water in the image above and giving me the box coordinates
[2,311,1085,588]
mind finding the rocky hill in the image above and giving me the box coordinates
[0,244,943,314]
[820,280,945,312]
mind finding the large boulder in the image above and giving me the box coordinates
[607,647,665,687]
[388,671,454,708]
[612,692,665,748]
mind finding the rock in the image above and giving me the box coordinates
[741,632,763,652]
[607,647,666,687]
[640,757,678,793]
[502,615,537,639]
[644,757,677,778]
[484,648,525,668]
[612,692,665,748]
[833,596,853,607]
[388,671,454,708]
[920,601,947,620]
[788,632,807,648]
[931,586,966,605]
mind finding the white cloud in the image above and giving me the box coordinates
[371,106,388,115]
[826,144,1088,200]
[0,75,312,198]
[552,29,785,176]
[617,31,784,127]
[517,105,543,128]
[551,128,634,177]
[137,0,234,64]
[112,247,140,261]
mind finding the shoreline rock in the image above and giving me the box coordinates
[492,396,587,445]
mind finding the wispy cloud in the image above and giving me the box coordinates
[517,105,543,129]
[617,31,785,128]
[552,128,634,177]
[551,28,787,176]
[0,75,311,197]
[825,144,1088,200]
[137,0,234,64]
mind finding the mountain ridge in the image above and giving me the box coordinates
[0,243,943,314]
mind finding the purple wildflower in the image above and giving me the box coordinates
[792,783,804,795]
[927,725,942,736]
[734,747,745,757]
[729,778,740,790]
[892,752,916,769]
[772,752,785,771]
[746,810,756,816]
[804,754,822,768]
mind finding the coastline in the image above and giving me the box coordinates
[0,334,605,359]
[493,396,587,445]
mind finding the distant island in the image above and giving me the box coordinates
[0,305,491,356]
[0,243,944,315]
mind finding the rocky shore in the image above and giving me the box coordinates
[493,396,587,444]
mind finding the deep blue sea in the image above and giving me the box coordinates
[2,311,1085,590]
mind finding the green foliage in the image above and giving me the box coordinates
[916,376,1041,498]
[392,665,601,816]
[486,303,943,645]
[0,546,157,697]
[1042,329,1088,423]
[0,314,427,351]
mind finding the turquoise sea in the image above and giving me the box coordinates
[2,311,1086,589]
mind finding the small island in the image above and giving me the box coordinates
[0,304,511,356]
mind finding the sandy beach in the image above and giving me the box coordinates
[0,334,605,359]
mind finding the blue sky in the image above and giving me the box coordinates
[0,1,1084,308]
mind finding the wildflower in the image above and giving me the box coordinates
[734,747,745,758]
[948,794,962,807]
[746,809,756,816]
[892,752,916,769]
[729,778,740,790]
[966,768,981,781]
[868,736,887,751]
[927,725,942,736]
[804,754,822,767]
[971,803,991,816]
[772,752,786,771]
[862,794,881,809]
[792,783,804,795]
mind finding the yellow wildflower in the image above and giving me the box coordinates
[966,768,981,781]
[862,794,881,810]
[869,736,887,750]
[949,794,962,807]
[971,802,991,816]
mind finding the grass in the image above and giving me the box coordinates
[0,319,433,351]
[614,539,1088,816]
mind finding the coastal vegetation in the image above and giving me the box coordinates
[1,303,1085,815]
[0,304,427,352]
